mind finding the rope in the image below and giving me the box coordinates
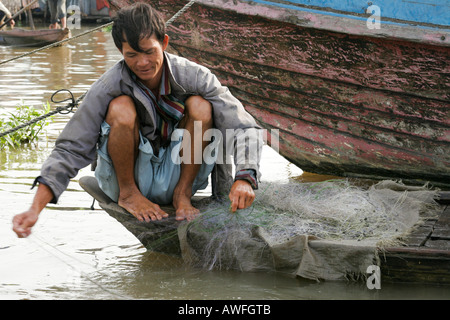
[165,0,197,26]
[0,0,197,66]
[0,90,86,138]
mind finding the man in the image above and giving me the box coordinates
[48,0,66,29]
[12,3,262,238]
[0,1,15,29]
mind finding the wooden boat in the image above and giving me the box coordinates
[79,176,186,256]
[0,28,70,47]
[79,175,450,284]
[107,0,450,188]
[75,1,450,285]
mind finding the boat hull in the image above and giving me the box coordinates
[108,0,450,187]
[0,28,70,47]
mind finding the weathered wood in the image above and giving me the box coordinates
[79,176,183,256]
[379,247,450,284]
[98,200,182,255]
[109,0,450,187]
[435,192,450,205]
[380,205,450,284]
[425,240,450,250]
[79,176,215,256]
[400,219,436,247]
[430,206,450,240]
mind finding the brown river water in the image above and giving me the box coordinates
[0,24,449,301]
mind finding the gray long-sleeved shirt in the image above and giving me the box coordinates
[37,52,262,203]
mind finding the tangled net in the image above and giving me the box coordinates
[178,179,440,278]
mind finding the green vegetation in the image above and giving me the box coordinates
[102,24,113,32]
[0,102,52,149]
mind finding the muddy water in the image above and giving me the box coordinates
[1,24,449,301]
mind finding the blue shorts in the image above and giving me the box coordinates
[95,122,216,205]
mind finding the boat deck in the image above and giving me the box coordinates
[380,193,450,285]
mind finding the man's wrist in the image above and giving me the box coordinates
[234,169,258,190]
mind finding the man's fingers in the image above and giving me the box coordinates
[229,195,240,213]
[229,180,255,213]
[246,192,255,208]
[239,195,246,211]
[230,196,239,212]
[230,194,250,212]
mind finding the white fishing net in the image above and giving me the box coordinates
[83,174,441,281]
[178,179,441,281]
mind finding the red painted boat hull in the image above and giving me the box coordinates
[108,0,450,187]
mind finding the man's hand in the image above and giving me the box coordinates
[9,18,15,28]
[12,183,53,238]
[12,210,39,238]
[228,180,255,213]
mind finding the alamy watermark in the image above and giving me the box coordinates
[67,5,81,29]
[169,122,279,165]
[366,265,381,289]
[366,4,381,29]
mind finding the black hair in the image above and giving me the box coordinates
[111,2,166,52]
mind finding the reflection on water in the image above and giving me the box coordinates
[1,24,450,300]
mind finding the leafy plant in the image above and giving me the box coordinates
[0,102,53,149]
[102,24,113,32]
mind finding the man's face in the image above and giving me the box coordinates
[121,34,169,89]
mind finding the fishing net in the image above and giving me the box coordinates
[82,175,441,281]
[178,179,441,281]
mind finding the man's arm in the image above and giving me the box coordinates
[190,62,263,210]
[0,1,14,26]
[12,184,54,238]
[11,63,124,237]
[0,2,12,17]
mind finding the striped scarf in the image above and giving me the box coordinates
[135,61,185,142]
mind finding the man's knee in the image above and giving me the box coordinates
[106,95,137,126]
[185,96,212,124]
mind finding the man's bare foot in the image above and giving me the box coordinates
[118,191,168,222]
[173,193,200,221]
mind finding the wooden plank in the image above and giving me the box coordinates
[380,248,450,284]
[380,204,450,284]
[425,239,450,251]
[430,206,450,240]
[435,192,450,205]
[400,219,436,247]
